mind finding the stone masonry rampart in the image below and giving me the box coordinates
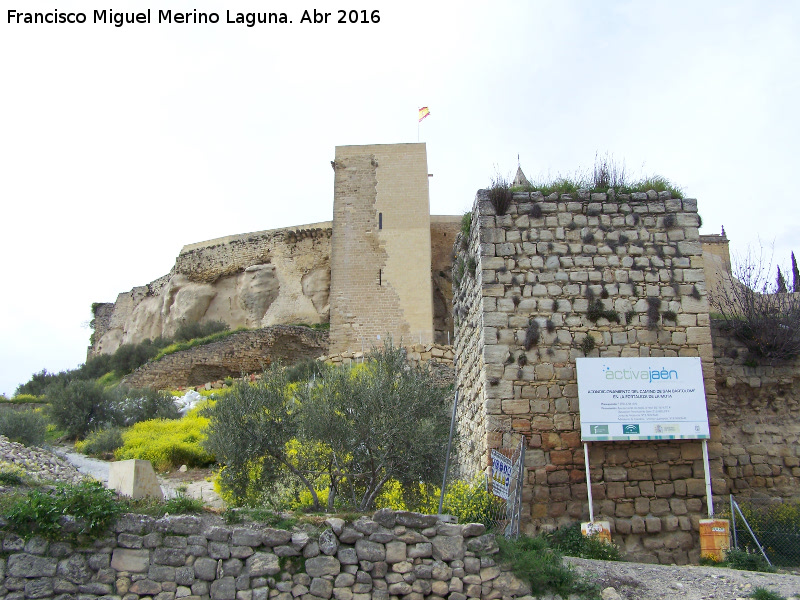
[122,326,328,390]
[0,510,531,600]
[454,189,725,564]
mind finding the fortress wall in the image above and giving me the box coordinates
[329,144,434,353]
[454,189,723,564]
[711,321,800,497]
[121,326,328,389]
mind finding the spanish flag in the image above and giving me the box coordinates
[418,107,430,122]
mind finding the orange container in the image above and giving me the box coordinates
[581,521,612,545]
[699,519,730,561]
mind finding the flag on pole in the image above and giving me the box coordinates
[418,107,430,122]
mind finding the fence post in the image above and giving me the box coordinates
[438,390,458,515]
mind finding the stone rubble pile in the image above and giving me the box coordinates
[0,436,86,486]
[0,509,535,600]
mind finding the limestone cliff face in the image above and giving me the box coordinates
[91,217,460,358]
[91,223,333,356]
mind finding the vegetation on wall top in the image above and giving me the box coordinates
[506,153,684,199]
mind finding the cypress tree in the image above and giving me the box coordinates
[777,266,787,293]
[792,252,799,293]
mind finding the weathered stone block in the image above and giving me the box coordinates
[108,459,164,501]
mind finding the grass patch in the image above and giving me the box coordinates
[512,154,683,199]
[749,588,786,600]
[153,328,247,362]
[546,523,622,561]
[2,394,48,404]
[497,535,599,599]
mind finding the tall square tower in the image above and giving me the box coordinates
[329,143,434,353]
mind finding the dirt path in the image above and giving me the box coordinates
[55,447,225,509]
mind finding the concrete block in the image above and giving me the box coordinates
[108,459,164,500]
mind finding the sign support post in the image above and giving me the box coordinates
[583,442,594,523]
[702,439,713,518]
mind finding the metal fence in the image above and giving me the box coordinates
[721,495,800,567]
[444,436,525,537]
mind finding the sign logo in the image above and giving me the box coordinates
[622,424,640,434]
[653,424,681,434]
[589,425,609,435]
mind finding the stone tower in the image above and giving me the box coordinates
[329,143,434,354]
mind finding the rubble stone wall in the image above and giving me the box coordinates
[121,326,329,390]
[0,510,530,600]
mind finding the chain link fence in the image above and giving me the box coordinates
[720,495,800,567]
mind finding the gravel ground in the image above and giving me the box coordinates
[567,556,800,600]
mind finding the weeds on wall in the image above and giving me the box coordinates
[646,297,662,330]
[579,335,596,356]
[524,320,540,350]
[488,173,513,215]
[511,153,683,199]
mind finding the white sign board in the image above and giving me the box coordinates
[491,449,512,499]
[576,357,710,441]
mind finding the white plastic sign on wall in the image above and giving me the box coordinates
[491,449,512,499]
[576,357,710,441]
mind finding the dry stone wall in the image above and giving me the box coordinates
[454,188,723,564]
[0,511,531,600]
[121,326,328,390]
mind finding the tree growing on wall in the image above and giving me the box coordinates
[709,245,800,361]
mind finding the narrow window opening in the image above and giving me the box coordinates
[379,269,382,286]
[378,212,383,229]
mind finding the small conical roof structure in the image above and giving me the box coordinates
[512,165,530,187]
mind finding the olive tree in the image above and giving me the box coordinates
[202,367,322,509]
[298,343,453,511]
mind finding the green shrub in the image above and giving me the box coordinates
[497,535,598,599]
[749,588,786,600]
[725,548,776,573]
[546,523,621,561]
[45,380,114,440]
[0,409,48,446]
[441,479,505,530]
[112,386,180,425]
[75,427,124,457]
[162,493,205,515]
[3,480,121,541]
[115,412,214,471]
[284,359,328,383]
[0,467,26,486]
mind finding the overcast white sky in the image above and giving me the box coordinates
[1,0,798,396]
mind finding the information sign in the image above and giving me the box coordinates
[491,449,512,499]
[576,357,710,441]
